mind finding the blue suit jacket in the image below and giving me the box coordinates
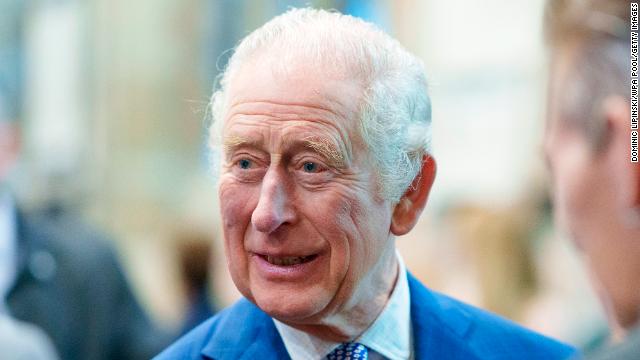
[155,272,577,359]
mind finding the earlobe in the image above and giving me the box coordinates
[390,155,437,236]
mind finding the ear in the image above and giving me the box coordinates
[601,96,640,211]
[390,154,437,236]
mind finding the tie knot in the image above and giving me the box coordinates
[327,342,368,360]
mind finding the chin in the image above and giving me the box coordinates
[253,290,329,322]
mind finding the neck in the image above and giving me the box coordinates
[284,248,400,342]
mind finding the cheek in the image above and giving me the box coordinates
[218,179,261,297]
[551,139,613,253]
[297,188,357,266]
[308,186,391,272]
[553,164,579,226]
[350,196,393,265]
[219,181,257,255]
[552,145,590,226]
[219,178,258,229]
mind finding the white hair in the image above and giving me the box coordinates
[210,8,431,202]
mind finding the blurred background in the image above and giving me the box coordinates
[0,0,610,355]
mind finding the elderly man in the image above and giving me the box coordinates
[157,8,575,359]
[543,0,639,359]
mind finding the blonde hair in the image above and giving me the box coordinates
[544,0,630,148]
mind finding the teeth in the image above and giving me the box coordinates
[266,256,309,266]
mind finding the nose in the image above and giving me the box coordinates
[251,167,297,234]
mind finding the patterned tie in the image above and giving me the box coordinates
[327,342,368,360]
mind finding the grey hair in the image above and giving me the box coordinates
[210,8,431,202]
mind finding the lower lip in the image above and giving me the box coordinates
[250,253,322,281]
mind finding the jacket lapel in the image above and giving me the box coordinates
[200,299,290,360]
[408,272,480,360]
[238,318,290,360]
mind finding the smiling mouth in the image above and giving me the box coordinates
[260,254,318,266]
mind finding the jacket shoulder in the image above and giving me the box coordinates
[408,273,576,359]
[19,209,116,269]
[433,289,576,359]
[153,299,263,360]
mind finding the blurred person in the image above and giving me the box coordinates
[0,114,173,358]
[447,203,538,320]
[176,231,216,334]
[543,0,638,358]
[156,8,576,359]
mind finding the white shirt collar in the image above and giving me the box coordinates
[274,250,412,360]
[0,191,17,313]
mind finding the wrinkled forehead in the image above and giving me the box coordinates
[223,53,366,129]
[228,54,364,104]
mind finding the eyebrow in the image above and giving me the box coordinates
[223,134,256,150]
[222,134,346,168]
[300,136,345,167]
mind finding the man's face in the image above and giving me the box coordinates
[217,59,397,324]
[544,48,637,327]
[544,53,602,247]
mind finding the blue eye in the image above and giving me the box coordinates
[238,159,251,169]
[303,162,318,173]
